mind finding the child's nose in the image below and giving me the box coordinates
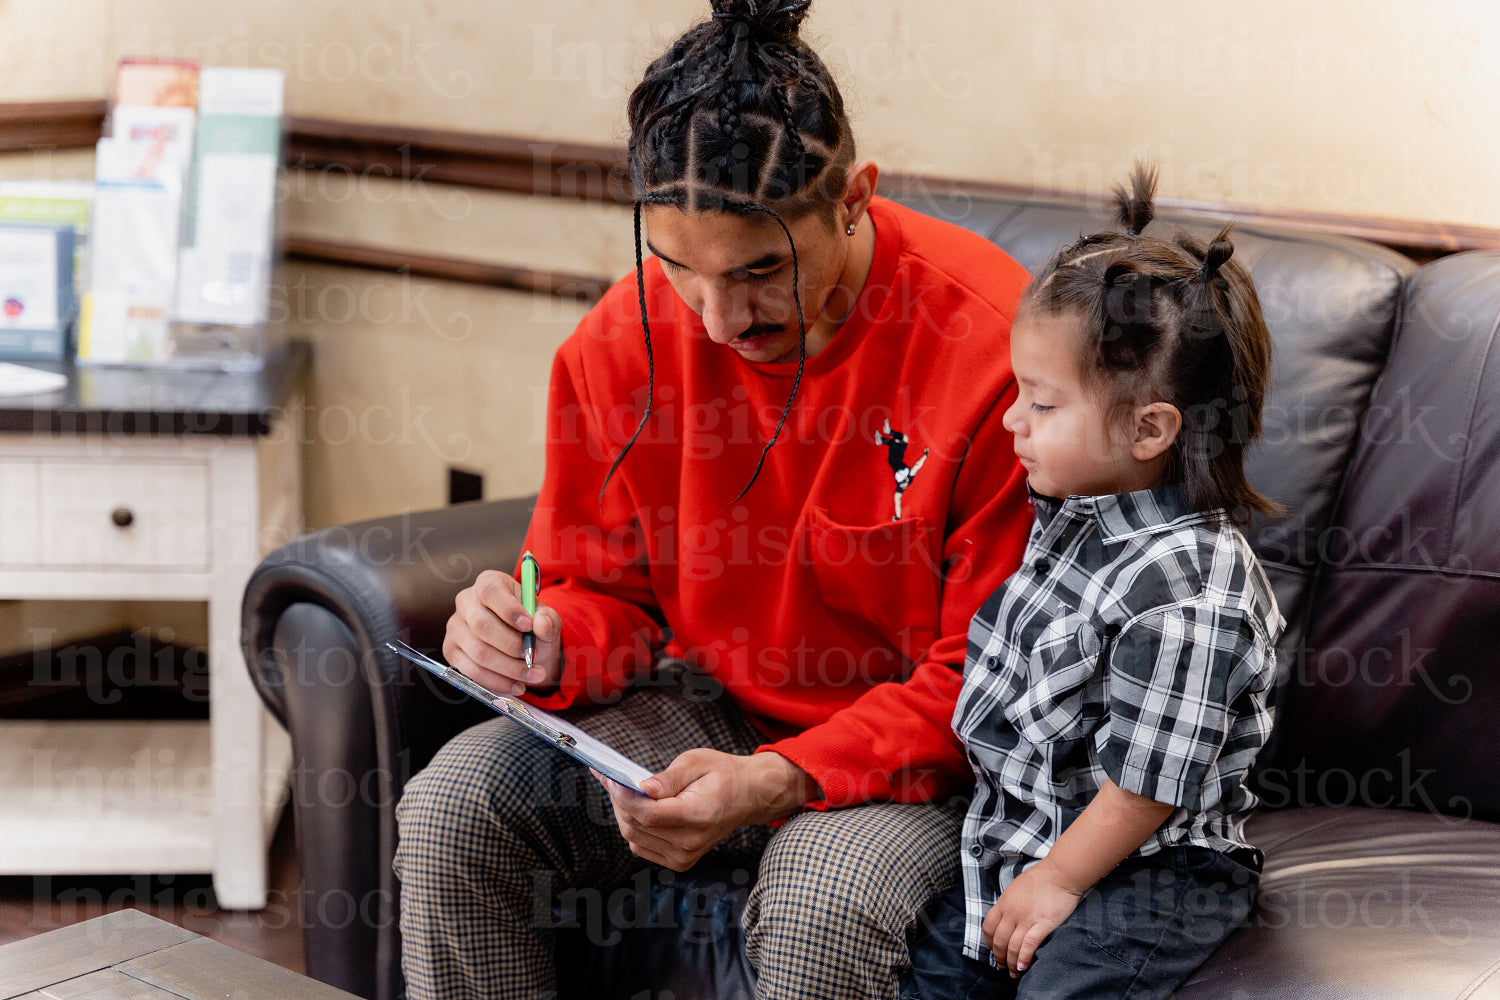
[1002,398,1024,435]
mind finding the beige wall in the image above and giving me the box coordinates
[3,0,1497,227]
[283,260,591,527]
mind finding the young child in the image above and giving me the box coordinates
[901,165,1285,999]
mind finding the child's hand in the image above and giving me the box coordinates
[982,861,1086,977]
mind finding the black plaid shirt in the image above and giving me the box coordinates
[953,485,1283,962]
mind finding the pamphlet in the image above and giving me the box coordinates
[78,136,184,364]
[0,222,74,360]
[114,58,199,109]
[0,180,93,295]
[175,66,283,328]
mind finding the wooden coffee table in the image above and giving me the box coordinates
[0,909,357,999]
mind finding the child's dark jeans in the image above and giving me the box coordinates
[900,845,1261,1000]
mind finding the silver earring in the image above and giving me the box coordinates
[846,222,857,236]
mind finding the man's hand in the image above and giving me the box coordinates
[445,569,563,696]
[594,749,818,871]
[982,861,1085,977]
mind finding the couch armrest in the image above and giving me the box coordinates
[240,494,535,999]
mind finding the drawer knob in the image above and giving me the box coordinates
[111,507,135,528]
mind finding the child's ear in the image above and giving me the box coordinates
[1131,402,1182,461]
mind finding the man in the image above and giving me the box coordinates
[394,3,1032,996]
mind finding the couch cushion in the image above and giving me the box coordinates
[1282,252,1500,822]
[1178,806,1500,999]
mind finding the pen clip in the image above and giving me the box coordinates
[498,698,576,748]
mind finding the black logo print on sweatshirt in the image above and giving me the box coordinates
[875,418,929,521]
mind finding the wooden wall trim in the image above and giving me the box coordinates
[286,116,633,204]
[282,236,611,303]
[0,99,107,154]
[5,99,1498,265]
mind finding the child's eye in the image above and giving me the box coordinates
[1030,403,1054,413]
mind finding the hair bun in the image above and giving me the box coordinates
[1111,161,1158,236]
[711,0,811,42]
[1198,226,1235,280]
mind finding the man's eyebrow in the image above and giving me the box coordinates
[645,241,785,275]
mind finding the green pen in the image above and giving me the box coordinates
[520,550,540,672]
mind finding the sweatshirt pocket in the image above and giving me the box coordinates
[799,505,941,669]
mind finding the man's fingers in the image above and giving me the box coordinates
[451,627,523,677]
[444,641,524,696]
[602,779,691,832]
[526,606,564,686]
[594,771,707,870]
[646,748,716,799]
[446,570,575,695]
[473,570,536,630]
[446,617,524,683]
[458,584,526,655]
[532,606,560,642]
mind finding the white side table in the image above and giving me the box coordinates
[0,343,308,908]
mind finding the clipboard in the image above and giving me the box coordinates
[385,640,653,794]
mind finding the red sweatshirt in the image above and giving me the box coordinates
[522,195,1033,808]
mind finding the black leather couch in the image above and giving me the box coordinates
[243,191,1500,1000]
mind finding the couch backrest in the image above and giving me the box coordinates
[1283,252,1500,822]
[890,189,1415,664]
[888,191,1500,818]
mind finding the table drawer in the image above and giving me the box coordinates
[32,460,211,570]
[0,459,41,564]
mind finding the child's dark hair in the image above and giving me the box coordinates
[1021,163,1281,525]
[602,0,856,504]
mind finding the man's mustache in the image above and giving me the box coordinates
[734,324,788,341]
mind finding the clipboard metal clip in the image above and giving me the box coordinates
[498,698,577,748]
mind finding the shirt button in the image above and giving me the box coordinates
[970,843,984,858]
[1034,557,1051,574]
[986,655,1000,671]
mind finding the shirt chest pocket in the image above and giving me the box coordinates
[800,506,940,667]
[1002,610,1102,743]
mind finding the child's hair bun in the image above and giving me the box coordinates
[1198,233,1235,281]
[711,0,812,42]
[1112,162,1159,237]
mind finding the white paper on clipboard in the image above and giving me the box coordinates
[386,640,653,794]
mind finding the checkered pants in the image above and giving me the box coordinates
[393,662,964,999]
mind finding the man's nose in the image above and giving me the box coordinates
[699,280,753,344]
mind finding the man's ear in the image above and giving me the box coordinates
[1131,402,1182,462]
[839,159,879,232]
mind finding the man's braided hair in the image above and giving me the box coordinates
[601,0,856,504]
